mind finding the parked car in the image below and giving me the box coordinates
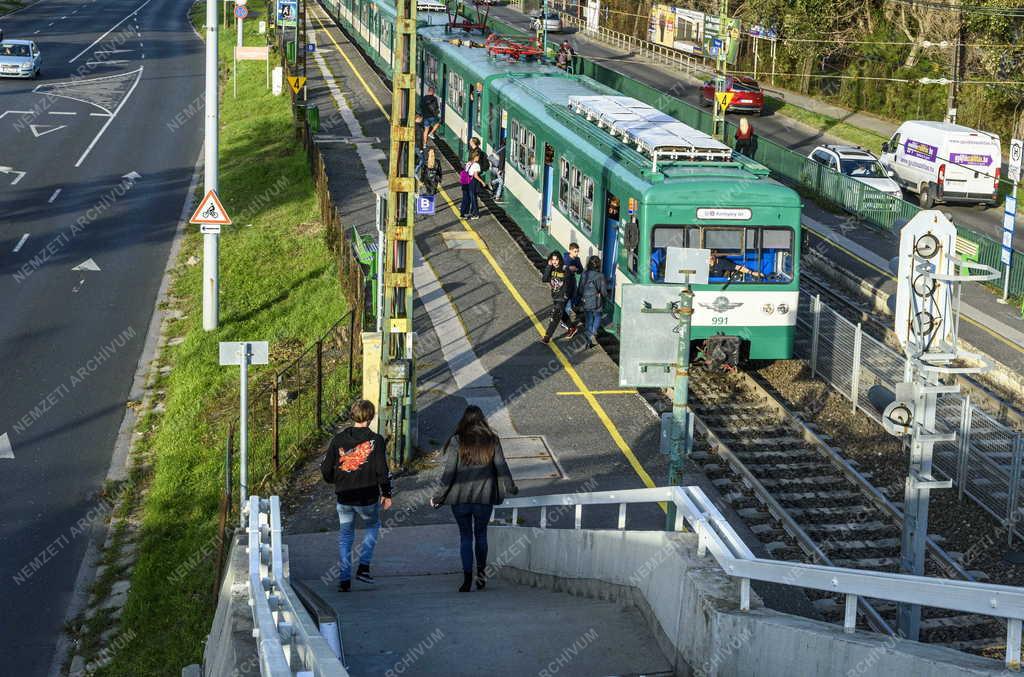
[879,120,1001,209]
[530,11,563,34]
[0,39,41,79]
[808,145,903,200]
[699,75,764,115]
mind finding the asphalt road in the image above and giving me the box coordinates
[488,7,1024,251]
[0,0,203,673]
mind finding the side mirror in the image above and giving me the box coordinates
[887,169,895,178]
[880,142,889,154]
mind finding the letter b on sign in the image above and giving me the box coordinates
[416,195,436,216]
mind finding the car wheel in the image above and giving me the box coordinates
[919,183,936,209]
[976,202,990,211]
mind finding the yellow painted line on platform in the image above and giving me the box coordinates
[316,15,659,493]
[806,225,1024,356]
[557,390,637,396]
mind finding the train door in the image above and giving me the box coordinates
[541,143,554,230]
[603,193,621,286]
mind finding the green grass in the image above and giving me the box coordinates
[763,95,889,153]
[93,8,347,674]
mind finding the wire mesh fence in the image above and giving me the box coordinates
[797,291,1024,543]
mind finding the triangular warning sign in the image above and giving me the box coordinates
[189,190,233,225]
[715,91,735,110]
[287,76,307,94]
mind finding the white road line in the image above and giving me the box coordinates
[93,49,135,55]
[48,22,54,26]
[49,111,77,115]
[89,112,107,117]
[2,0,48,18]
[34,30,40,34]
[68,0,154,63]
[75,67,144,167]
[48,188,62,203]
[12,234,29,253]
[85,60,130,66]
[61,15,67,19]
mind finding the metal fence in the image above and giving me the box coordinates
[797,291,1024,544]
[467,7,1024,300]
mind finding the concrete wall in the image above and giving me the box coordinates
[198,534,259,677]
[489,527,1006,677]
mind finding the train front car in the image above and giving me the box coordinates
[640,164,802,367]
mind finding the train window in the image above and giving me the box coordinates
[424,54,438,90]
[447,71,465,112]
[555,157,594,233]
[649,226,794,284]
[508,119,536,181]
[558,158,570,212]
[704,228,743,251]
[581,176,594,233]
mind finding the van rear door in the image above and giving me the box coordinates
[943,133,1000,198]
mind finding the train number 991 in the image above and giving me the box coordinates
[711,317,729,326]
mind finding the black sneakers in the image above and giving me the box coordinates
[356,564,375,584]
[337,580,351,592]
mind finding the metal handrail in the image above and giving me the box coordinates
[496,486,1024,670]
[247,496,349,676]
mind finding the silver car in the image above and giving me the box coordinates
[530,11,562,34]
[0,40,42,79]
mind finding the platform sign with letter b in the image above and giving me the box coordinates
[416,194,436,216]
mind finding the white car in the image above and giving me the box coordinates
[530,11,563,34]
[808,144,903,201]
[0,39,42,79]
[880,120,1001,209]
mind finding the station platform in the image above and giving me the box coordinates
[479,4,1024,377]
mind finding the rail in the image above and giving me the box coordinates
[246,496,349,676]
[495,486,1024,670]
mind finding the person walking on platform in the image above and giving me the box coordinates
[541,251,577,343]
[431,406,518,592]
[419,147,443,196]
[459,150,485,219]
[420,86,441,146]
[560,242,583,332]
[579,255,609,349]
[488,145,505,201]
[320,400,392,592]
[735,117,756,157]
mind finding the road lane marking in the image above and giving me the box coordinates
[49,111,77,115]
[314,11,659,493]
[74,67,144,167]
[12,234,29,252]
[557,390,636,396]
[72,258,101,271]
[0,167,26,185]
[85,60,130,66]
[48,188,62,203]
[68,0,154,63]
[30,123,67,137]
[0,433,13,460]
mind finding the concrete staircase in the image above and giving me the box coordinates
[286,524,674,677]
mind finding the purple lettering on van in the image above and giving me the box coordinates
[903,139,938,162]
[949,153,992,167]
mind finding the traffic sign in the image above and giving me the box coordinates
[201,224,222,235]
[190,190,233,225]
[234,5,248,18]
[1009,138,1023,185]
[714,91,735,110]
[416,194,436,215]
[1004,195,1018,266]
[305,42,316,52]
[235,0,247,5]
[287,75,307,94]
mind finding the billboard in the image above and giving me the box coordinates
[648,4,741,65]
[276,0,297,27]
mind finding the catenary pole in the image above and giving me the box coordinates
[204,0,220,331]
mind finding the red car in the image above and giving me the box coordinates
[700,76,764,115]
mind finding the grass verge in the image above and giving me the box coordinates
[764,95,890,153]
[94,7,346,674]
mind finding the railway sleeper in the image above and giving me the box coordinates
[755,475,849,489]
[819,537,901,552]
[771,490,864,503]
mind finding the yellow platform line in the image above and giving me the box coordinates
[557,390,637,396]
[315,15,658,493]
[806,225,1024,355]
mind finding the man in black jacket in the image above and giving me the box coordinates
[420,85,441,147]
[321,400,392,591]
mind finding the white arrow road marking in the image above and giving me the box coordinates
[13,234,29,252]
[72,258,101,271]
[30,123,67,137]
[0,167,26,185]
[0,433,13,460]
[48,188,62,203]
[122,171,141,181]
[73,279,86,293]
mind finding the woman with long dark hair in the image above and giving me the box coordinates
[432,406,518,592]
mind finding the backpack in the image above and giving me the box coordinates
[477,153,490,173]
[459,170,472,185]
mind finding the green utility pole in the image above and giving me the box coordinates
[663,273,695,531]
[711,0,729,141]
[379,0,418,467]
[540,0,549,60]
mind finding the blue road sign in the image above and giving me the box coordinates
[416,194,436,216]
[234,4,248,18]
[709,37,723,56]
[1003,195,1017,266]
[306,43,316,52]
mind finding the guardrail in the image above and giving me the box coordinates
[246,496,349,676]
[496,486,1024,670]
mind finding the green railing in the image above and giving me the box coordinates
[465,7,1024,299]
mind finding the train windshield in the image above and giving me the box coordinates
[650,225,794,284]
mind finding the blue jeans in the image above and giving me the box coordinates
[336,502,381,583]
[491,173,504,200]
[460,181,479,217]
[451,503,492,573]
[585,309,602,340]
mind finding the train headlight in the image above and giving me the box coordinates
[761,303,775,315]
[776,303,790,315]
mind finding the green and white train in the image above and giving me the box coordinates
[323,0,803,364]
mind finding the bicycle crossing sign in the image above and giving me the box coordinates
[190,189,233,226]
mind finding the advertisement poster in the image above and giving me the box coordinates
[649,4,677,49]
[648,5,741,64]
[277,0,297,27]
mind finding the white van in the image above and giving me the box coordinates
[879,121,1001,209]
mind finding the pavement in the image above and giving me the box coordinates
[0,0,203,674]
[482,5,1024,375]
[287,525,675,677]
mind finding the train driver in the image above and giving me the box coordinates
[709,250,763,280]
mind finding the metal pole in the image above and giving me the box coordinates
[851,322,862,412]
[666,276,694,531]
[541,0,548,60]
[810,294,822,376]
[204,0,220,331]
[315,339,323,430]
[1000,178,1018,304]
[237,13,242,47]
[239,343,250,525]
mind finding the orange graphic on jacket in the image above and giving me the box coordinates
[337,440,374,472]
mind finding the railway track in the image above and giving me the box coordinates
[329,20,1013,657]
